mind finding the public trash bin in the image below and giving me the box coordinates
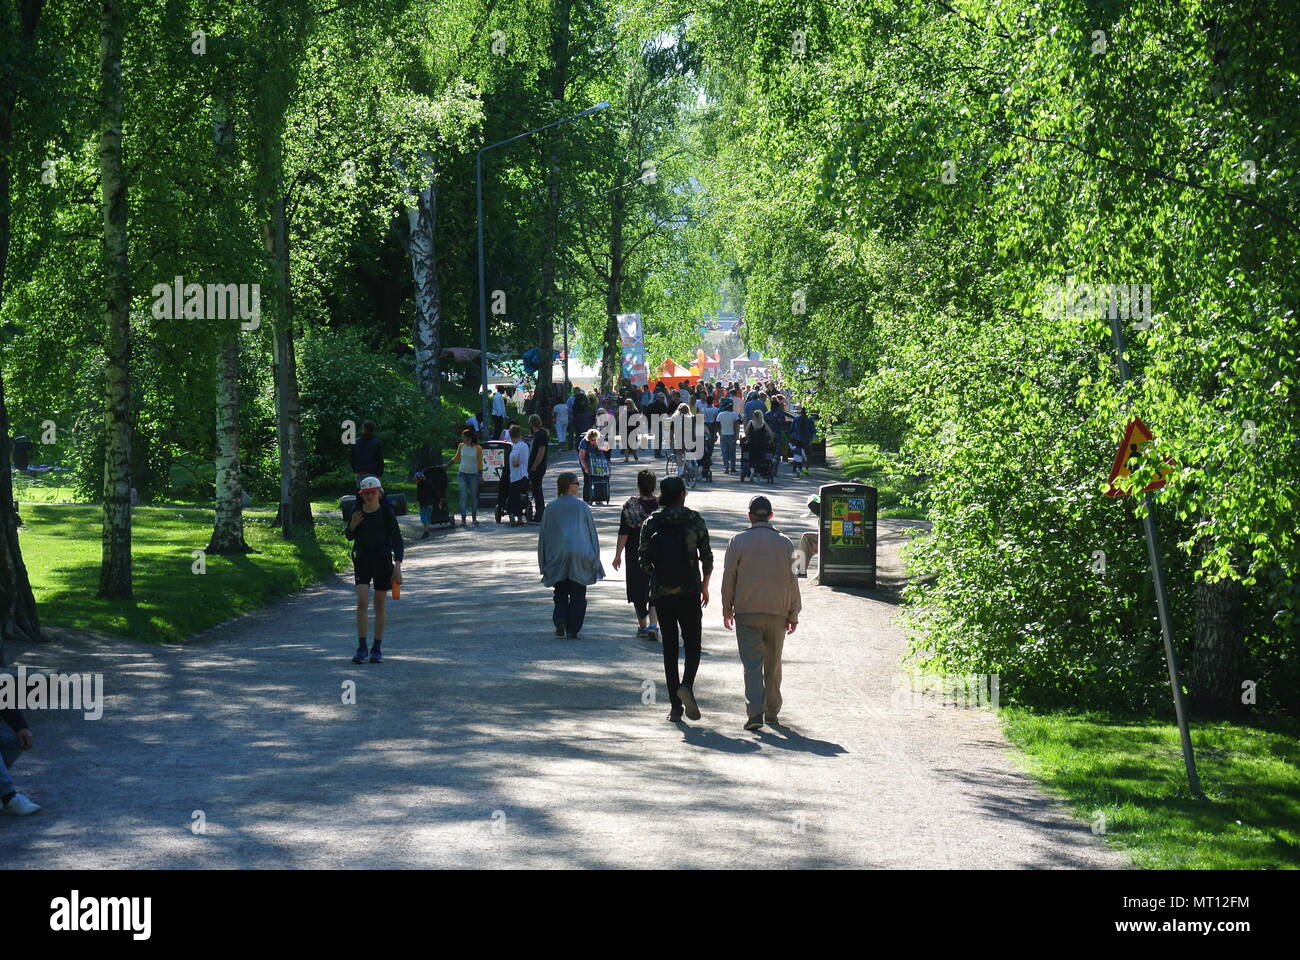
[11,435,34,472]
[479,440,513,510]
[815,481,876,588]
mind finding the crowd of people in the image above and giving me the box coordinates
[523,376,819,493]
[437,377,820,522]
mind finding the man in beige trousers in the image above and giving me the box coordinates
[721,495,801,731]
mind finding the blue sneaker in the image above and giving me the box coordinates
[369,647,383,664]
[352,644,368,664]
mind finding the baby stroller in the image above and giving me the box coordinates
[419,465,455,530]
[740,435,777,484]
[494,463,536,523]
[753,449,778,484]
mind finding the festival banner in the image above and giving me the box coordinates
[617,312,648,386]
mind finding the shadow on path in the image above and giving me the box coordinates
[758,724,847,757]
[679,724,762,754]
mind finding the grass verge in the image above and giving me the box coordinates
[1003,707,1300,869]
[19,504,352,643]
[825,436,927,519]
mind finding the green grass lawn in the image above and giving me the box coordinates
[11,476,85,503]
[826,437,927,519]
[1004,708,1300,869]
[19,504,351,642]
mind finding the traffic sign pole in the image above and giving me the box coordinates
[1109,315,1203,798]
[1139,490,1202,796]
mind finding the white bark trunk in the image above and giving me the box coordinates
[398,151,441,402]
[207,95,249,553]
[207,335,250,552]
[98,0,132,599]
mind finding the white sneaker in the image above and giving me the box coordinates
[2,792,41,816]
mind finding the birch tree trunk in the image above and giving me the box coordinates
[97,0,132,599]
[0,0,47,663]
[206,95,250,554]
[207,335,250,552]
[403,153,442,403]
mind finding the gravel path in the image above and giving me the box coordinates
[0,450,1127,868]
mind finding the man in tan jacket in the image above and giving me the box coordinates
[721,495,801,731]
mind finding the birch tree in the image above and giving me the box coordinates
[398,150,442,403]
[97,0,132,598]
[206,91,250,554]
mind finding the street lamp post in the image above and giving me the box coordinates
[475,102,610,434]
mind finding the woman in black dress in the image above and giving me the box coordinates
[611,469,661,640]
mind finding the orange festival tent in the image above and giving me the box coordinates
[654,358,699,385]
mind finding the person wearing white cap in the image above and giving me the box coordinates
[721,494,801,731]
[346,476,403,663]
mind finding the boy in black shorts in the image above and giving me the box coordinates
[346,476,404,663]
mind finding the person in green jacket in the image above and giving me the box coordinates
[346,476,404,663]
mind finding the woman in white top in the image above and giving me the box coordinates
[447,428,485,525]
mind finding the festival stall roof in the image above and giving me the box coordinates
[551,356,602,390]
[730,352,770,373]
[654,358,698,385]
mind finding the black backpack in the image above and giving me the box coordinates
[647,517,697,591]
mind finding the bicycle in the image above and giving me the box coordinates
[664,450,699,489]
[682,457,700,489]
[663,451,679,479]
